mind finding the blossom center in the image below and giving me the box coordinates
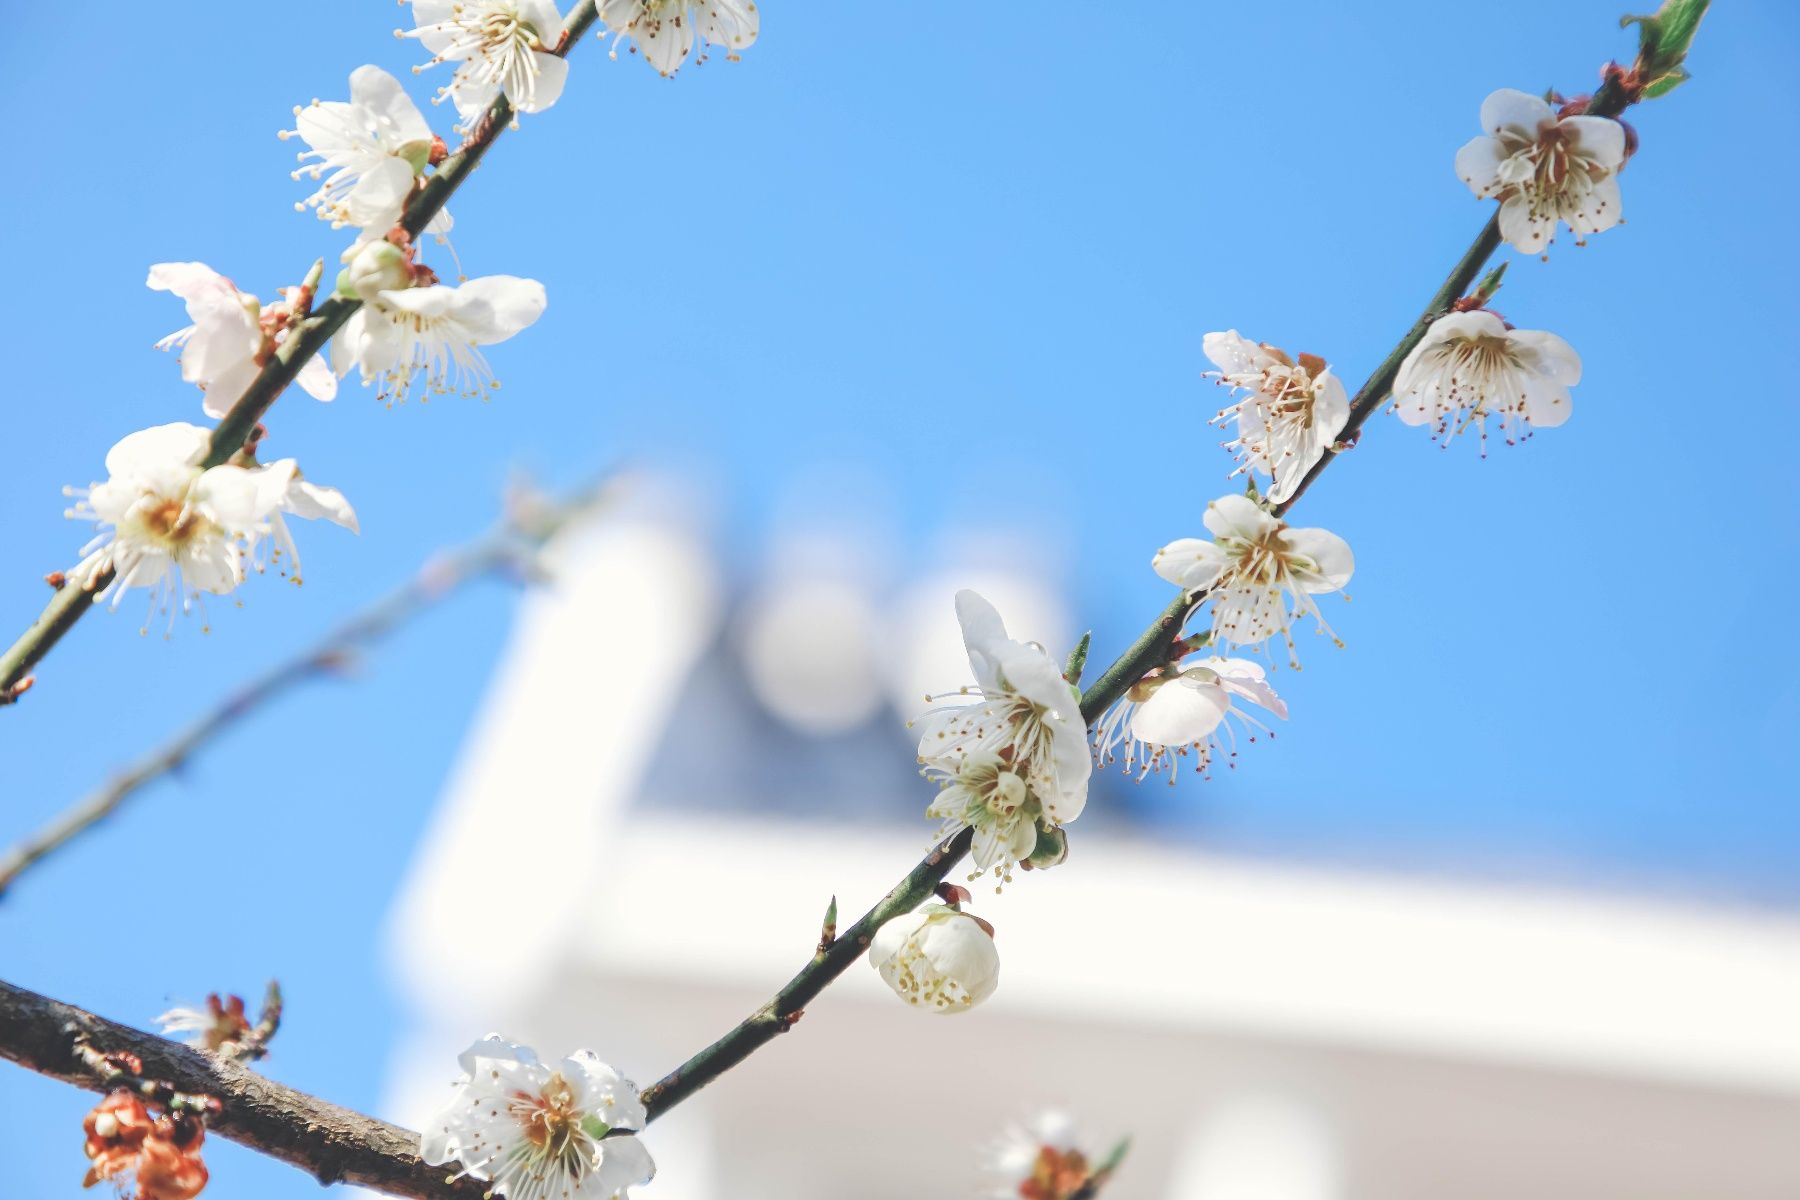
[139,497,206,547]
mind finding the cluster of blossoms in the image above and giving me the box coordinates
[82,1092,209,1200]
[1137,84,1616,749]
[422,1036,655,1200]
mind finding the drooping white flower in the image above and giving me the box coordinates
[149,262,337,418]
[598,0,759,77]
[1204,331,1349,504]
[1456,88,1627,254]
[869,903,1000,1014]
[913,590,1090,830]
[1153,494,1353,666]
[1094,655,1286,783]
[282,65,452,241]
[422,1036,654,1200]
[329,274,547,404]
[1391,309,1581,450]
[63,424,280,625]
[985,1111,1087,1200]
[923,751,1042,882]
[401,0,569,124]
[247,459,360,583]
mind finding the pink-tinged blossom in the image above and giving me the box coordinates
[1456,88,1627,254]
[1204,331,1349,504]
[149,263,336,418]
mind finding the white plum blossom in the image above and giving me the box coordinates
[1456,88,1627,254]
[330,274,547,404]
[1204,331,1349,504]
[1391,309,1581,450]
[422,1036,654,1200]
[282,65,453,242]
[923,751,1041,882]
[401,0,569,124]
[598,0,759,77]
[1154,494,1353,666]
[149,262,337,418]
[912,591,1090,874]
[248,460,360,583]
[63,424,278,625]
[869,903,1000,1014]
[1094,656,1286,783]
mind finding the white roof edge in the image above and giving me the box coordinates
[573,812,1800,1096]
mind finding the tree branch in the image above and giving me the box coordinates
[0,478,615,901]
[0,977,486,1200]
[0,0,604,706]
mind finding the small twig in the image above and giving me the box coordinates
[0,477,615,900]
[638,829,975,1120]
[0,978,486,1199]
[234,982,284,1064]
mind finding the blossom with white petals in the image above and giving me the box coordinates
[923,751,1042,882]
[150,262,336,418]
[1094,655,1286,783]
[986,1111,1089,1200]
[248,460,360,583]
[401,0,569,124]
[1154,494,1353,665]
[913,591,1090,859]
[63,424,280,625]
[282,65,452,241]
[422,1036,654,1200]
[869,903,1000,1014]
[1456,88,1627,254]
[1204,331,1349,504]
[598,0,759,77]
[1391,309,1580,450]
[329,274,547,404]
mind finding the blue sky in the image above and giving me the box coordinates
[2,1,1795,1196]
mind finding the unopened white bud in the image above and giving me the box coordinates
[869,903,999,1013]
[341,240,412,302]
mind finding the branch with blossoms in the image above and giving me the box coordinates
[0,0,756,702]
[0,2,1712,1200]
[0,475,617,901]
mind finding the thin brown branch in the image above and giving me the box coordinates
[0,477,615,901]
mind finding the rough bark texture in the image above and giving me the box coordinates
[0,978,484,1199]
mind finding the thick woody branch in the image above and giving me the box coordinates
[0,0,602,705]
[0,977,485,1200]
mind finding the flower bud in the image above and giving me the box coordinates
[339,240,412,302]
[869,902,999,1013]
[1023,820,1068,870]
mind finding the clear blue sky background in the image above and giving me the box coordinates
[2,2,1795,1196]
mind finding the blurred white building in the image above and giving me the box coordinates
[379,494,1800,1199]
